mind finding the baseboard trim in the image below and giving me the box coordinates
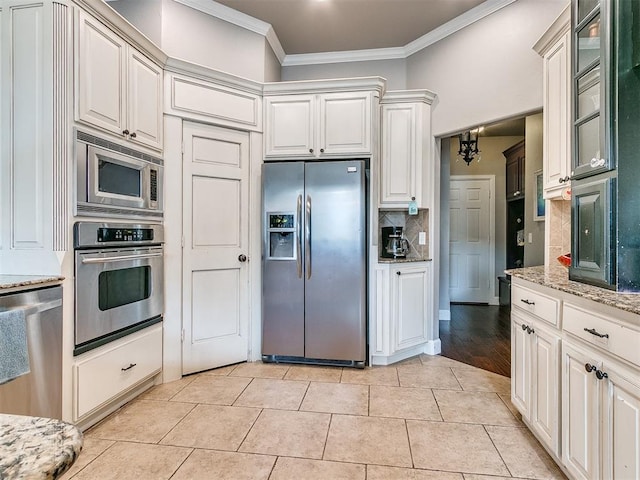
[439,309,451,321]
[489,296,500,306]
[423,339,441,355]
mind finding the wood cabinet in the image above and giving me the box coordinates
[264,91,373,159]
[76,10,163,151]
[534,7,571,198]
[504,140,525,200]
[371,262,433,365]
[379,90,435,208]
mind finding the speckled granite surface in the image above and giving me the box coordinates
[506,265,640,316]
[378,258,433,264]
[0,414,82,479]
[0,276,64,293]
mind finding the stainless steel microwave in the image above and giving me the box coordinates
[76,132,164,219]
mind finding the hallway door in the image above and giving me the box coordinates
[449,176,495,303]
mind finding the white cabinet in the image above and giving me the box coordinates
[372,262,432,365]
[511,308,561,456]
[562,340,640,480]
[73,324,162,422]
[534,7,571,199]
[76,10,163,151]
[264,91,374,159]
[379,90,435,208]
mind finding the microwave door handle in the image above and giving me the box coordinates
[81,252,163,264]
[296,194,303,279]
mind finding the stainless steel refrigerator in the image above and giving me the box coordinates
[262,160,367,367]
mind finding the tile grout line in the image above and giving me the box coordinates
[155,401,199,445]
[235,405,265,453]
[166,447,195,480]
[320,413,334,460]
[482,423,515,478]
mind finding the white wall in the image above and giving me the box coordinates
[264,42,281,82]
[407,0,568,137]
[438,138,451,318]
[109,0,162,46]
[524,113,545,266]
[282,59,407,90]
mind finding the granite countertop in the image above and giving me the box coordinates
[0,414,83,479]
[0,276,64,294]
[506,265,640,316]
[378,257,433,264]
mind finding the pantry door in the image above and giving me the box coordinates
[182,122,250,374]
[449,176,495,303]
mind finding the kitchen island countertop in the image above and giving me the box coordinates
[378,258,432,264]
[506,265,640,316]
[0,414,82,479]
[0,276,64,294]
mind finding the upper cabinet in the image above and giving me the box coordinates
[263,78,385,160]
[76,11,163,151]
[571,0,611,179]
[379,90,436,208]
[534,7,571,198]
[504,140,525,200]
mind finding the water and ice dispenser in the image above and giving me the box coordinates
[267,213,295,259]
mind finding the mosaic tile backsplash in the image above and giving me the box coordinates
[378,209,429,260]
[546,200,571,267]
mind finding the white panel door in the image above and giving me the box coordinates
[394,264,429,351]
[182,122,250,374]
[449,177,492,303]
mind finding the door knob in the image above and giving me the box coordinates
[238,254,247,262]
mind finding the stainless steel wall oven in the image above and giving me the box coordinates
[74,222,164,355]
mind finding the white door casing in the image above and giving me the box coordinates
[449,176,495,303]
[182,121,249,374]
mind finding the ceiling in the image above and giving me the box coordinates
[213,0,487,55]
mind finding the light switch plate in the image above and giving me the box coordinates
[528,233,533,243]
[418,232,426,245]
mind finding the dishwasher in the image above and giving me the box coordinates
[0,285,63,419]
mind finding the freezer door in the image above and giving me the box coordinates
[262,162,305,356]
[304,160,366,361]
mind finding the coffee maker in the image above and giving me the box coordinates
[381,226,409,259]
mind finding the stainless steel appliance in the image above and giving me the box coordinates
[0,286,63,418]
[74,222,164,355]
[381,226,408,259]
[262,160,367,367]
[76,131,164,219]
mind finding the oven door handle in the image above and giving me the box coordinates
[81,252,163,264]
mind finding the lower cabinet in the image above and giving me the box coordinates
[562,340,640,480]
[511,309,561,456]
[73,324,162,422]
[372,262,432,365]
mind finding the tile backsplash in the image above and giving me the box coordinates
[546,199,571,267]
[378,209,429,260]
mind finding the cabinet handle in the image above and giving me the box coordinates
[130,132,137,139]
[513,191,520,196]
[320,148,324,153]
[595,369,608,380]
[521,324,528,331]
[396,271,401,275]
[121,363,137,372]
[309,148,314,153]
[558,176,571,184]
[589,158,605,168]
[583,327,609,339]
[526,326,535,335]
[585,363,597,373]
[520,299,535,306]
[122,129,130,136]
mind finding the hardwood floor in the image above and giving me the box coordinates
[439,303,512,378]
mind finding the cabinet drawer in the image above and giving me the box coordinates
[563,303,640,367]
[74,325,162,420]
[512,284,560,327]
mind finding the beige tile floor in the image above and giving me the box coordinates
[62,355,567,480]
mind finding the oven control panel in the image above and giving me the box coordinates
[98,227,154,243]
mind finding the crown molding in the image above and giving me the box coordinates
[174,0,286,63]
[381,89,437,105]
[263,77,386,96]
[533,4,570,55]
[165,57,264,95]
[175,0,516,67]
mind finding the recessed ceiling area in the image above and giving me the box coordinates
[213,0,486,55]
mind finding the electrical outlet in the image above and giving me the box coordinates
[418,232,426,245]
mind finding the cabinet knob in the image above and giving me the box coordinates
[521,324,528,331]
[122,129,130,136]
[595,369,608,380]
[396,271,401,275]
[130,132,137,139]
[320,148,324,153]
[585,363,597,373]
[309,148,314,153]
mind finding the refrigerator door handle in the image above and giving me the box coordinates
[305,194,312,279]
[296,194,303,278]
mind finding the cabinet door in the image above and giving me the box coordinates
[511,311,532,418]
[543,31,571,196]
[76,11,126,136]
[569,175,614,287]
[562,342,601,480]
[393,265,429,351]
[127,48,162,150]
[319,92,372,156]
[264,95,315,158]
[380,104,416,204]
[603,364,640,480]
[506,155,524,200]
[530,325,561,456]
